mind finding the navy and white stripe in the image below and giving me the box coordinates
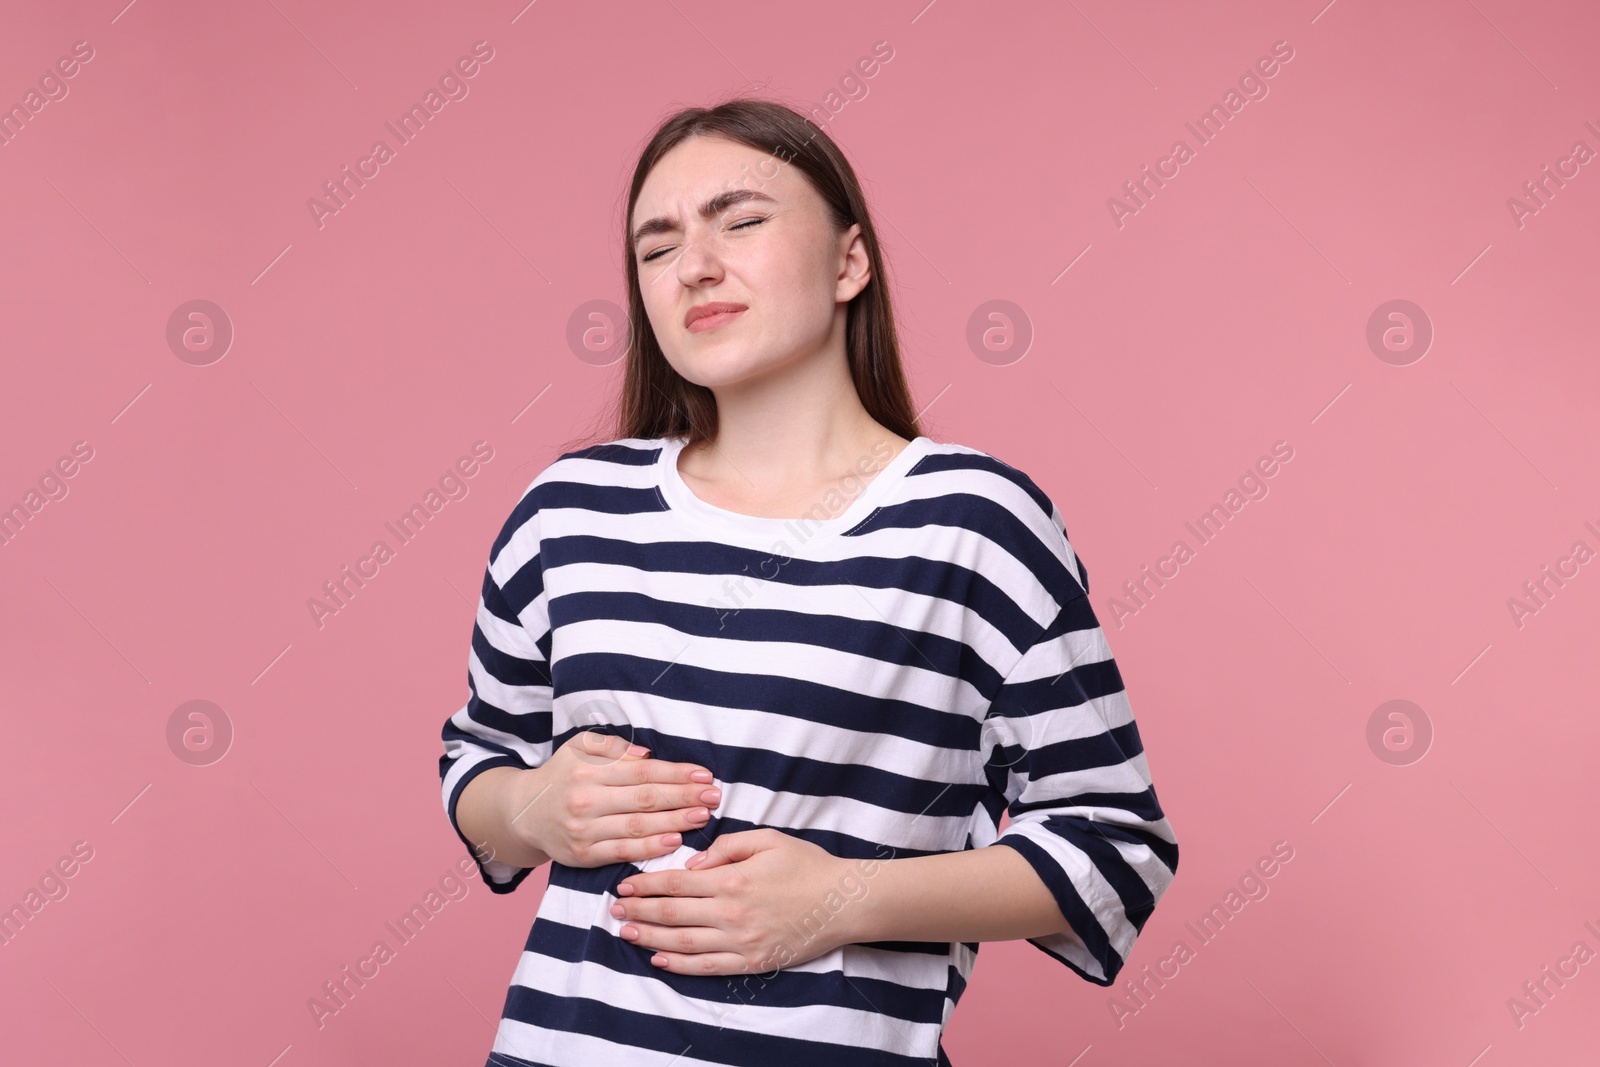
[439,435,1179,1066]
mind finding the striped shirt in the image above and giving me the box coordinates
[439,434,1180,1066]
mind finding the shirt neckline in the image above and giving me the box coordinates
[656,434,933,550]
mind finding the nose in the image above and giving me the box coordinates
[673,231,724,288]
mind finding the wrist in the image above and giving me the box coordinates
[501,764,550,858]
[835,852,890,947]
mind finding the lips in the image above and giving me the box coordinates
[685,302,748,332]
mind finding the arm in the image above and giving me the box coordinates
[439,495,555,893]
[849,584,1179,983]
[834,843,1075,945]
[614,487,1179,981]
[454,765,551,873]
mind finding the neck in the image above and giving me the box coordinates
[683,342,909,495]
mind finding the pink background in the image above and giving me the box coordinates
[3,0,1598,1063]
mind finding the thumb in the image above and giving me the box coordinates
[574,729,648,765]
[685,829,767,870]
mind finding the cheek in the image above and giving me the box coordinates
[752,247,835,333]
[638,275,681,342]
[638,268,674,317]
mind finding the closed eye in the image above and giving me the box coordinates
[641,217,767,263]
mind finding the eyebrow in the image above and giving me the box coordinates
[631,188,777,252]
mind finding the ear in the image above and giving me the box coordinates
[835,223,871,302]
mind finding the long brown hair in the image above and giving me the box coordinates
[568,96,922,453]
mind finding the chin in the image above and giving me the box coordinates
[675,361,768,391]
[669,346,790,390]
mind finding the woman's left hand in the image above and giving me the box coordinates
[612,828,858,976]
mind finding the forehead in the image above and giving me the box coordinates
[632,134,807,219]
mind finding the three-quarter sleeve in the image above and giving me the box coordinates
[438,492,554,894]
[982,527,1180,987]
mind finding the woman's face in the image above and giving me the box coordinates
[630,134,868,391]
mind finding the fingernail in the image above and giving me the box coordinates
[610,903,625,917]
[617,882,635,895]
[700,788,722,805]
[662,833,681,846]
[686,854,703,868]
[627,744,650,756]
[621,926,638,940]
[690,770,713,783]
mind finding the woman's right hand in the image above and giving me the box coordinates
[504,730,721,868]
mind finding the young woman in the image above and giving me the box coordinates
[440,98,1179,1067]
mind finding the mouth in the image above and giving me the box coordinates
[685,304,748,333]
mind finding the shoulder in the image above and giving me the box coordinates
[488,434,669,565]
[908,439,1061,526]
[532,435,667,495]
[507,434,669,507]
[909,437,1092,619]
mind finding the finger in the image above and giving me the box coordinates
[617,865,719,899]
[593,764,722,818]
[647,949,752,976]
[684,845,732,870]
[618,919,722,956]
[612,894,717,928]
[687,829,766,868]
[585,776,717,821]
[571,729,646,769]
[597,755,715,789]
[593,804,716,865]
[600,829,691,866]
[598,806,713,844]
